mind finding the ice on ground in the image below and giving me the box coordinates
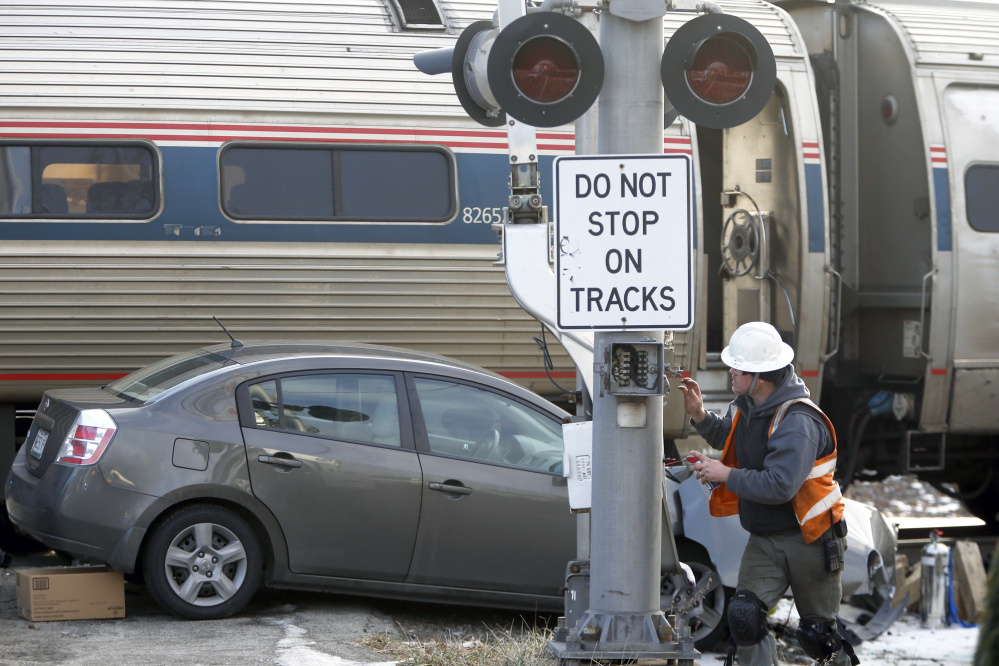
[755,599,981,665]
[852,612,979,665]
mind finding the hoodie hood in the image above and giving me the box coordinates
[734,365,810,417]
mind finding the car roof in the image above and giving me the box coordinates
[184,341,569,417]
[204,339,509,382]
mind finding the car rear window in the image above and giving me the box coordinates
[105,349,233,402]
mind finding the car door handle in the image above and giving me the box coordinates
[257,454,303,468]
[428,482,472,496]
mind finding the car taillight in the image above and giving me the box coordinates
[685,35,754,105]
[56,410,117,465]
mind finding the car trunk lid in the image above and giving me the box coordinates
[24,388,135,477]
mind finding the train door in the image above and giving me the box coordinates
[940,85,999,434]
[695,85,805,411]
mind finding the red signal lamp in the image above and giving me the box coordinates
[444,12,603,129]
[661,13,777,130]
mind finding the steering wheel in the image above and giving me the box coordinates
[470,428,501,461]
[720,209,761,277]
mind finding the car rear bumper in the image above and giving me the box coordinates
[5,453,157,569]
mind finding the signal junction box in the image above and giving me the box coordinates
[608,342,664,396]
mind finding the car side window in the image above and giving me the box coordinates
[412,378,564,473]
[248,374,401,447]
[249,380,280,427]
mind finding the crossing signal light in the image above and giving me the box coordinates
[661,13,776,129]
[447,13,604,128]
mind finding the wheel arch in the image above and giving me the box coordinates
[125,486,287,583]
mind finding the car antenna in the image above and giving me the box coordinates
[213,316,244,350]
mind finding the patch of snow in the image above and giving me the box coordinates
[752,599,981,665]
[853,613,979,665]
[269,618,399,666]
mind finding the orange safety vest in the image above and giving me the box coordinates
[708,397,845,543]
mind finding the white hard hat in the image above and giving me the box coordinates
[721,322,794,373]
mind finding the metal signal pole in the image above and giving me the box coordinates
[550,3,697,664]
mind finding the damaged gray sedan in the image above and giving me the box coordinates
[6,341,897,649]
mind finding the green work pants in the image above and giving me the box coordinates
[734,531,850,666]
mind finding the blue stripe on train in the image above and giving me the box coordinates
[0,147,563,245]
[805,162,824,253]
[933,167,952,252]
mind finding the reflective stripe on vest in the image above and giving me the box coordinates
[708,398,845,543]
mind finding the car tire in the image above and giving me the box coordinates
[143,504,262,620]
[661,541,733,651]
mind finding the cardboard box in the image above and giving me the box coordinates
[17,566,126,621]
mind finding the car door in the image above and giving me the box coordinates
[404,375,573,596]
[240,371,422,580]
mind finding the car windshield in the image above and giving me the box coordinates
[105,349,234,402]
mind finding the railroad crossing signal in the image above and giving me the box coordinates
[415,9,776,131]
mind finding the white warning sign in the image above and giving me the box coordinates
[555,154,693,330]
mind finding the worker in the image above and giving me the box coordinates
[678,322,857,665]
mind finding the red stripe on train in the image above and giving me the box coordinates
[0,373,128,382]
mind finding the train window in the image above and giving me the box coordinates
[220,143,456,222]
[340,150,452,219]
[0,142,158,219]
[965,164,999,232]
[222,147,334,219]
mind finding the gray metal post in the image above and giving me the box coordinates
[546,4,697,663]
[589,5,666,622]
[570,8,690,657]
[597,11,664,154]
[573,6,600,567]
[588,333,665,614]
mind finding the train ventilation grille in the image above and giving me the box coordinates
[390,0,446,30]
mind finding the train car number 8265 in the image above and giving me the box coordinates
[462,207,505,224]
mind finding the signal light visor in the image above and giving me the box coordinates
[56,409,117,465]
[511,36,580,104]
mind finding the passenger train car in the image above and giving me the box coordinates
[699,0,999,525]
[3,0,999,532]
[0,0,608,494]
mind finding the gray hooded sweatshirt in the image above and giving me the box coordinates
[692,368,835,536]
